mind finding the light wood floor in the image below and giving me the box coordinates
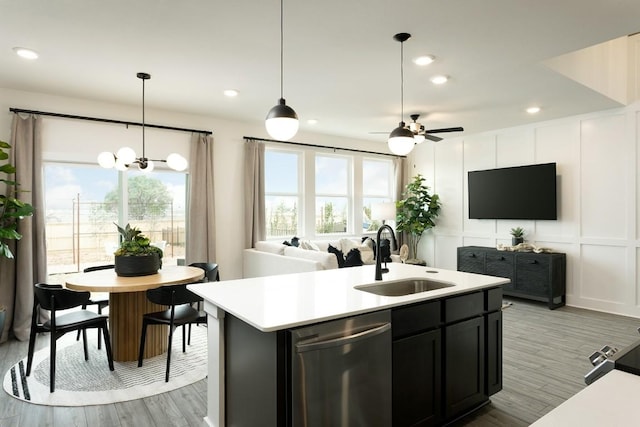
[1,298,639,426]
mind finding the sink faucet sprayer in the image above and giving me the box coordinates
[375,224,397,281]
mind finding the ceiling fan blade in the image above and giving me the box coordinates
[424,134,443,142]
[424,127,464,134]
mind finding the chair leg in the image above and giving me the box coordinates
[97,305,103,350]
[50,330,56,393]
[82,329,89,361]
[102,323,114,371]
[26,325,38,376]
[188,323,192,346]
[166,325,176,382]
[138,320,148,367]
[182,324,187,353]
[76,303,88,342]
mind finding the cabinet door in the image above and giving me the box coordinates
[515,254,550,297]
[486,311,502,396]
[393,329,442,427]
[444,317,486,419]
[485,252,514,291]
[457,248,485,274]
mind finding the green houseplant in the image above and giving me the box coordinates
[113,223,163,276]
[395,174,441,263]
[0,140,34,259]
[510,227,525,245]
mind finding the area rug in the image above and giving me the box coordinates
[3,325,207,406]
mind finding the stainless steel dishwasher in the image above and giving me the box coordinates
[290,310,392,427]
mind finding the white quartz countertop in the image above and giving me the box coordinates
[531,369,640,426]
[188,263,508,332]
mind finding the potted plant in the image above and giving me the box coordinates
[395,174,441,264]
[0,140,34,259]
[510,227,525,245]
[113,223,163,276]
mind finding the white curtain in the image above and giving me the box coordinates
[186,133,216,264]
[393,156,407,251]
[0,114,48,342]
[244,139,265,248]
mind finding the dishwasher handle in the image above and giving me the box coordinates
[296,322,391,353]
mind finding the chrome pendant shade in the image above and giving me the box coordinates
[388,32,416,156]
[97,72,188,172]
[265,0,298,141]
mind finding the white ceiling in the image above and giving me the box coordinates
[2,0,640,146]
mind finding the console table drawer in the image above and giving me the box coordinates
[457,248,485,274]
[515,255,550,297]
[485,252,515,290]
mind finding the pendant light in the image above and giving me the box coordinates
[388,33,416,156]
[97,73,189,172]
[265,0,299,141]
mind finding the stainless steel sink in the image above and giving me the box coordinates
[354,278,454,296]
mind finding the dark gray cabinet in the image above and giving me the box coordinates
[457,246,566,309]
[392,287,502,426]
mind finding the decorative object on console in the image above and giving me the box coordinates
[0,140,34,259]
[399,244,409,263]
[396,174,441,264]
[265,0,299,141]
[510,227,525,245]
[97,73,188,172]
[113,223,163,277]
[496,242,554,253]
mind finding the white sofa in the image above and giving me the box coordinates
[243,238,378,278]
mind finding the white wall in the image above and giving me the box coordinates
[412,101,640,318]
[0,87,382,280]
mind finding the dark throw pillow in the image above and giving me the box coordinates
[282,240,292,246]
[290,236,300,247]
[344,248,363,268]
[379,238,392,262]
[327,244,345,268]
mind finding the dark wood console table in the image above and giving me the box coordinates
[457,246,566,309]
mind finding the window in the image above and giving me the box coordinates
[264,145,395,239]
[265,150,302,238]
[44,163,187,274]
[362,159,394,233]
[315,155,350,235]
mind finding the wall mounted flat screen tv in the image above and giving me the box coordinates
[468,163,557,220]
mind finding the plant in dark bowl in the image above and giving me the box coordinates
[113,223,163,276]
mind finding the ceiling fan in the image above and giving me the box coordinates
[370,114,464,142]
[406,114,464,142]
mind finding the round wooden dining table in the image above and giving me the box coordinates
[65,265,204,362]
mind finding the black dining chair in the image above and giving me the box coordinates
[27,283,114,392]
[137,284,202,382]
[75,264,113,349]
[187,262,221,344]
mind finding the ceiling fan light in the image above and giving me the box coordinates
[116,146,136,164]
[266,98,299,140]
[388,123,416,155]
[414,134,426,143]
[97,151,116,168]
[114,158,129,171]
[166,153,188,171]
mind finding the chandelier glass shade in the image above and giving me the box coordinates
[97,72,188,172]
[265,0,298,141]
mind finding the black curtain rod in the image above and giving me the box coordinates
[243,136,404,158]
[10,108,213,135]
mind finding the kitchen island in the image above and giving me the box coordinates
[188,263,509,427]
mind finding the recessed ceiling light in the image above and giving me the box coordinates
[223,89,239,97]
[430,75,448,85]
[307,119,318,125]
[13,47,38,60]
[413,55,435,66]
[526,106,541,114]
